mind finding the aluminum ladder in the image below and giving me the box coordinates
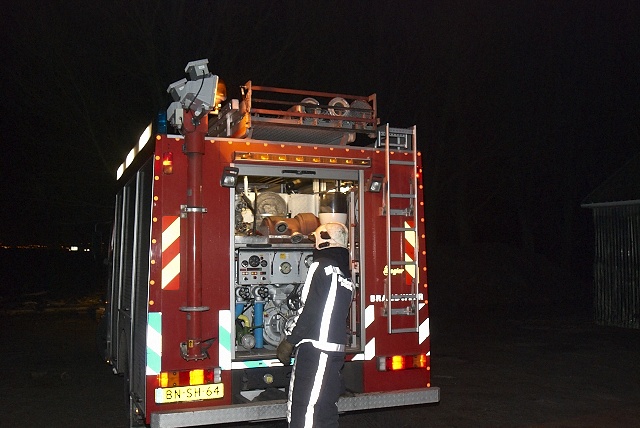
[377,124,421,334]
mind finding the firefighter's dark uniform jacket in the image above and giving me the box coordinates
[285,246,353,428]
[286,247,353,351]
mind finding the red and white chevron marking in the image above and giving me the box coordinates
[161,216,180,290]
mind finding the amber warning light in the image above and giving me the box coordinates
[155,368,224,404]
[162,152,173,174]
[377,354,428,371]
[157,368,221,388]
[233,151,371,168]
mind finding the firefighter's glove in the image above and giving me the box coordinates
[277,339,294,366]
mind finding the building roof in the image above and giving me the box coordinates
[582,151,640,208]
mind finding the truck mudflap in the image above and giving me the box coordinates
[150,387,440,428]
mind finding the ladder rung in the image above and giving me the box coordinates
[389,208,413,216]
[391,259,415,264]
[389,193,416,198]
[379,131,411,137]
[375,141,411,150]
[389,160,414,166]
[391,327,419,333]
[390,261,415,267]
[390,227,414,232]
[390,293,420,299]
[387,307,416,315]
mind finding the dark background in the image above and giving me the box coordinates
[1,1,639,310]
[1,3,640,427]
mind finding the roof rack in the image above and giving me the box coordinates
[209,81,379,146]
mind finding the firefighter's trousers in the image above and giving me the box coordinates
[287,342,345,428]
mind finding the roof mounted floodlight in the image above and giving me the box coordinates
[167,101,184,130]
[186,59,210,80]
[167,79,188,102]
[184,75,218,117]
[166,59,221,130]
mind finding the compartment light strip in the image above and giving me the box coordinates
[233,151,371,168]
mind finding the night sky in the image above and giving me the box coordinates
[2,0,639,279]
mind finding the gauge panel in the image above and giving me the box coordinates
[280,262,292,274]
[236,249,313,285]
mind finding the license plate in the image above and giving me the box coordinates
[155,383,224,404]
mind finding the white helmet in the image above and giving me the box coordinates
[311,222,348,250]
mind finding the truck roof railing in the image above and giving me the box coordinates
[209,81,379,146]
[375,126,415,151]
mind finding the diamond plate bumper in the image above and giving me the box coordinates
[151,387,440,428]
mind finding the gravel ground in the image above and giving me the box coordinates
[2,309,639,427]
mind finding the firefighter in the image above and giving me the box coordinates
[277,222,354,428]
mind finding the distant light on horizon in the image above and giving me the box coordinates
[68,246,91,252]
[0,244,94,251]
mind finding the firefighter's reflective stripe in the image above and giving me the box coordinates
[162,216,180,290]
[404,221,416,286]
[146,312,162,375]
[218,310,232,370]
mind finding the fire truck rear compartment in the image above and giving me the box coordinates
[230,168,361,363]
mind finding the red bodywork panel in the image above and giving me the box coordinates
[143,134,430,421]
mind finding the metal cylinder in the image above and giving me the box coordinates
[254,301,265,348]
[182,110,209,360]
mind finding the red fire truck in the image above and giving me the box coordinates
[102,59,439,427]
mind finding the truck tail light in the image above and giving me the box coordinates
[157,368,221,387]
[377,354,428,372]
[162,151,173,174]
